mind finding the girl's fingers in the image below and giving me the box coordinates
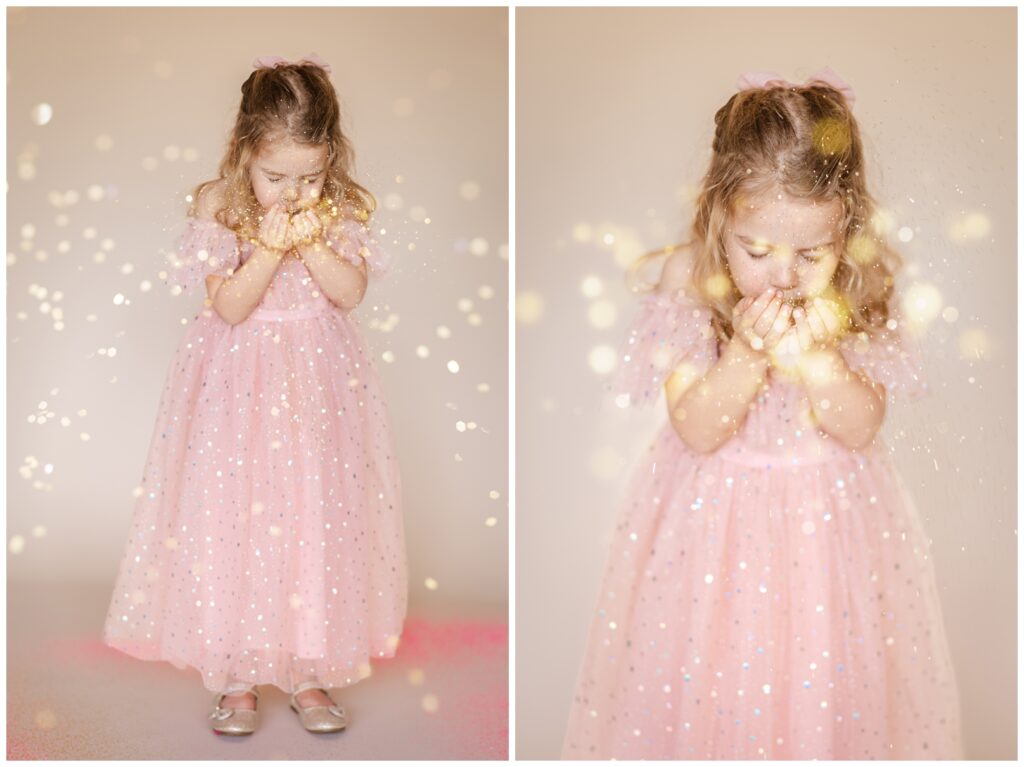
[804,303,827,342]
[813,298,841,336]
[744,288,777,326]
[778,326,799,356]
[732,296,753,323]
[752,296,782,336]
[764,303,792,348]
[794,309,814,351]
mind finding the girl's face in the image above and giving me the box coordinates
[250,139,330,215]
[723,189,843,304]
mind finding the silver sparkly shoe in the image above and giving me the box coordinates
[289,681,347,733]
[209,686,260,736]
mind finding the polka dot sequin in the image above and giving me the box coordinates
[562,289,963,759]
[102,215,407,694]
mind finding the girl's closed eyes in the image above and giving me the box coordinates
[265,173,323,183]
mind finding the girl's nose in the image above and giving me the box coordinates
[773,251,798,290]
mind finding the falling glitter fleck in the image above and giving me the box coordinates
[516,291,545,324]
[587,300,618,329]
[587,345,617,375]
[581,274,604,298]
[469,237,489,257]
[31,103,53,126]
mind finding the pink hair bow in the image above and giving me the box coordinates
[252,53,332,75]
[735,65,855,106]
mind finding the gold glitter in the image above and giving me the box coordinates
[421,693,439,713]
[811,116,851,155]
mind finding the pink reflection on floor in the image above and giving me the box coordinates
[386,617,509,758]
[391,617,508,662]
[15,610,508,760]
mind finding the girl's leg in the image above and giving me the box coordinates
[219,677,258,709]
[288,658,333,706]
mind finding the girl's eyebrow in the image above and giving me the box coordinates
[261,166,325,176]
[736,233,834,252]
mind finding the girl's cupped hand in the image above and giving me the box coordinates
[257,202,294,253]
[732,288,793,353]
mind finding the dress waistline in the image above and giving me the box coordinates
[249,305,333,322]
[714,444,854,468]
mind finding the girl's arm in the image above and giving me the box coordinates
[658,252,779,454]
[666,335,770,454]
[294,239,369,311]
[205,246,285,325]
[192,181,284,325]
[798,347,886,450]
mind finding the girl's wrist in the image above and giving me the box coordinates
[725,333,769,367]
[797,345,847,389]
[251,240,287,260]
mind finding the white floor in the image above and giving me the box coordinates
[8,581,507,760]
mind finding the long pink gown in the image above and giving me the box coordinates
[562,286,964,760]
[102,213,407,694]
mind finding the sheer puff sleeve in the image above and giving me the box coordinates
[836,317,928,404]
[607,289,719,408]
[166,217,242,296]
[323,216,392,278]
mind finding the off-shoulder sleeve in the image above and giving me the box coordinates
[607,290,719,408]
[323,216,392,277]
[837,318,928,403]
[166,217,242,296]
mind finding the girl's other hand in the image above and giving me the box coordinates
[257,203,293,253]
[789,297,843,352]
[289,209,324,246]
[732,288,792,352]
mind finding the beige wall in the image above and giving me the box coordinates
[7,7,509,610]
[516,7,1015,759]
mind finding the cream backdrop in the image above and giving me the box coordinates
[516,7,1015,760]
[8,7,508,609]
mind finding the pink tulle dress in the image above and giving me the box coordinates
[102,213,407,694]
[562,286,964,760]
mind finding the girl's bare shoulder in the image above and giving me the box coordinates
[193,179,240,228]
[657,244,698,296]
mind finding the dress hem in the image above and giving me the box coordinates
[103,633,402,693]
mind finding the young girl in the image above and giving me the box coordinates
[562,67,963,760]
[102,53,407,736]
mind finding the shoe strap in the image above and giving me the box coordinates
[291,680,328,696]
[221,684,260,699]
